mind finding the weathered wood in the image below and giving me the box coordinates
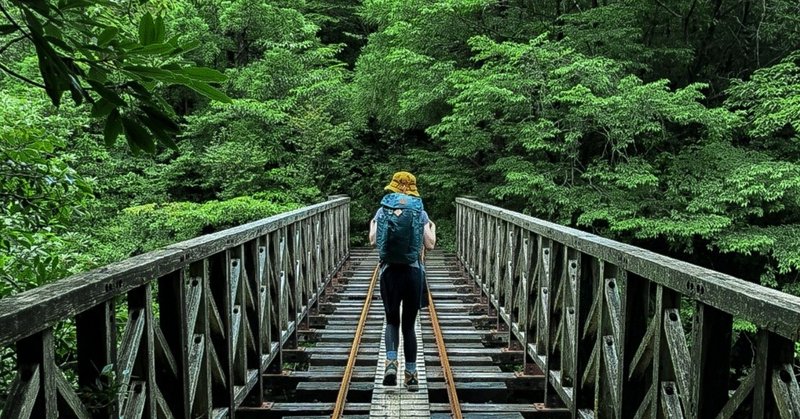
[11,329,58,419]
[75,300,117,418]
[659,381,684,419]
[55,368,91,419]
[573,252,595,413]
[0,198,349,419]
[208,251,235,412]
[0,198,349,348]
[455,198,800,341]
[123,381,147,418]
[126,285,158,418]
[690,303,732,418]
[189,259,212,417]
[457,199,800,419]
[243,238,265,406]
[716,370,754,419]
[156,269,190,418]
[662,308,691,413]
[619,272,650,419]
[0,365,40,419]
[753,331,798,419]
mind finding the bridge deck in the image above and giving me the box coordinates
[240,248,564,418]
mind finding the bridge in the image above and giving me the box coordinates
[1,196,799,418]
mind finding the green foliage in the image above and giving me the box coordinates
[726,53,800,157]
[0,89,93,296]
[87,197,299,263]
[0,0,231,152]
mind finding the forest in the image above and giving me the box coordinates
[1,0,800,405]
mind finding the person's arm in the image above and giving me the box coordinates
[369,218,377,246]
[424,220,436,250]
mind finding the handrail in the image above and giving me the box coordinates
[456,198,800,340]
[455,197,800,418]
[0,197,348,347]
[0,197,351,418]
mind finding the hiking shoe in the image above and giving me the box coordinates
[404,370,419,392]
[383,360,398,386]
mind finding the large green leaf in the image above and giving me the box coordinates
[174,67,227,83]
[185,80,232,103]
[103,109,123,147]
[96,27,118,46]
[91,98,115,117]
[130,43,177,56]
[153,15,165,44]
[122,116,155,153]
[86,80,126,106]
[138,13,156,46]
[141,105,179,133]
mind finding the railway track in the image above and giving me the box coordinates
[241,248,566,418]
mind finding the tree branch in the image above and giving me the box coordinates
[0,2,31,39]
[0,34,27,56]
[0,61,46,88]
[653,0,682,18]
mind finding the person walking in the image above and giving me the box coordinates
[369,171,436,392]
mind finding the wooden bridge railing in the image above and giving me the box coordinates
[456,198,800,419]
[0,196,350,419]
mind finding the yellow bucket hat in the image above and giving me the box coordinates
[384,171,420,197]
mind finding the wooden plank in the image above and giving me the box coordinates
[55,367,91,419]
[156,269,190,418]
[126,285,157,418]
[122,381,147,418]
[621,273,651,418]
[648,285,665,419]
[662,308,692,412]
[752,330,771,419]
[716,370,754,419]
[189,259,212,417]
[208,251,234,412]
[659,382,684,419]
[690,303,732,418]
[770,364,800,418]
[75,300,117,418]
[243,238,265,406]
[573,252,595,413]
[14,329,58,418]
[0,365,40,419]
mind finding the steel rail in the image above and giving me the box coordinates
[427,280,463,419]
[332,264,380,419]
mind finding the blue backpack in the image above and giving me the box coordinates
[376,193,424,264]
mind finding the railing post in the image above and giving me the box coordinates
[156,269,191,418]
[189,259,213,417]
[690,303,732,418]
[76,300,117,418]
[124,284,157,417]
[620,274,651,418]
[2,329,58,419]
[752,330,798,418]
[244,239,266,407]
[208,251,235,413]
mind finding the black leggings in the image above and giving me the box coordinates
[379,264,422,361]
